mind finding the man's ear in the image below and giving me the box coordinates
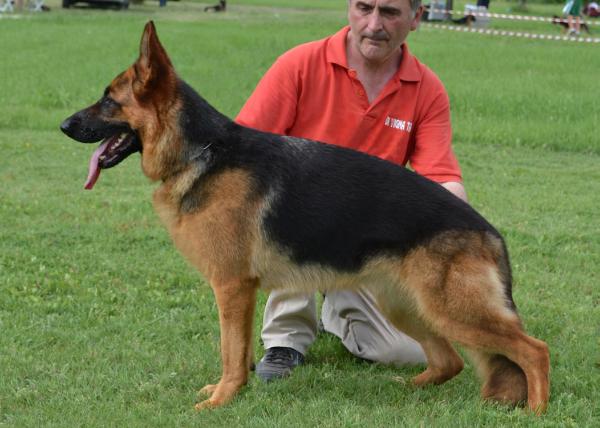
[410,5,425,31]
[133,21,176,99]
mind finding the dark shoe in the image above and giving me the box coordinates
[256,347,305,382]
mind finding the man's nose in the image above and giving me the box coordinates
[366,9,384,32]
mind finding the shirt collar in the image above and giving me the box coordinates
[326,26,422,83]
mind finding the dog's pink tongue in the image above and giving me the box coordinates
[84,141,109,190]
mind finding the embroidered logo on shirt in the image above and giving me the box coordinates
[384,116,413,133]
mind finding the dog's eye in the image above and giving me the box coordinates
[101,97,120,110]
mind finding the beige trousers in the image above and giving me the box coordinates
[261,289,426,366]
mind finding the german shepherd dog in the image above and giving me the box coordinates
[60,22,550,413]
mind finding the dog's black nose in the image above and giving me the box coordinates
[60,117,73,135]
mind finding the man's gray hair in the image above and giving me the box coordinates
[348,0,422,14]
[408,0,422,12]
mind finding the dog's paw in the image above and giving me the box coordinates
[194,394,230,411]
[194,398,217,411]
[527,398,548,416]
[198,384,218,397]
[412,368,453,386]
[194,380,245,410]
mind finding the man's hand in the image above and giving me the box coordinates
[441,181,468,202]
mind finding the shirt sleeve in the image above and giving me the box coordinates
[235,52,300,135]
[408,73,462,183]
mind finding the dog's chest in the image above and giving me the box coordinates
[152,171,264,283]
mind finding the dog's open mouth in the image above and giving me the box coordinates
[85,132,141,190]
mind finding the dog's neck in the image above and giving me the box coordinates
[156,79,238,207]
[177,79,231,143]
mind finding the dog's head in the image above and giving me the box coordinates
[61,21,179,189]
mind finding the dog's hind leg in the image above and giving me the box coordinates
[195,277,258,410]
[373,296,463,386]
[402,250,550,414]
[411,335,463,386]
[446,324,549,414]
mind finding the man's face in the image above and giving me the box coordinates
[348,0,423,65]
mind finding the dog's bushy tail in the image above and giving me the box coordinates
[469,351,528,407]
[470,237,527,406]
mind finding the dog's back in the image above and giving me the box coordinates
[237,129,500,267]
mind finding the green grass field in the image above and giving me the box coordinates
[1,1,599,426]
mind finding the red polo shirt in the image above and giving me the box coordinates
[236,26,461,183]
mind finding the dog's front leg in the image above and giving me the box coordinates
[195,278,258,410]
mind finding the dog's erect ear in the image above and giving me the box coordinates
[133,21,176,101]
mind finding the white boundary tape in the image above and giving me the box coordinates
[429,7,600,26]
[423,22,600,43]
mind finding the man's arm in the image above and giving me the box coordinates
[236,53,299,134]
[409,87,461,184]
[409,72,466,201]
